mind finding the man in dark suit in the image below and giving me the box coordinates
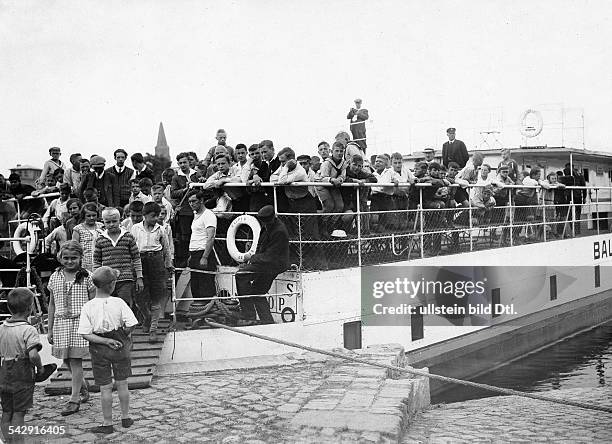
[106,148,135,208]
[79,156,120,208]
[558,163,587,234]
[442,127,469,169]
[236,205,289,325]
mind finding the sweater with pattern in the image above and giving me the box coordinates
[93,229,143,281]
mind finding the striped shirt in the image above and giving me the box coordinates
[93,229,143,281]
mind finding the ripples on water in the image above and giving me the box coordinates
[436,320,612,404]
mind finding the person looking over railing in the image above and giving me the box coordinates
[370,154,400,231]
[317,141,330,162]
[243,144,271,212]
[419,162,450,254]
[540,172,566,238]
[497,148,520,183]
[316,141,347,234]
[7,172,40,219]
[514,167,542,241]
[342,154,377,233]
[390,152,414,230]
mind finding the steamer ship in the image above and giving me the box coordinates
[1,111,611,397]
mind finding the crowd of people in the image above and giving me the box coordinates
[0,126,591,263]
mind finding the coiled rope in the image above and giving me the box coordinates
[205,319,612,414]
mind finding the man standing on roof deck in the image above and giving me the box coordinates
[236,205,289,326]
[202,129,235,168]
[347,98,368,153]
[442,127,469,169]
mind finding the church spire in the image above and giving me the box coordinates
[155,122,170,159]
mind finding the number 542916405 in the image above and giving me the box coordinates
[8,425,66,435]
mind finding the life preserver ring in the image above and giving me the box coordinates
[12,222,37,255]
[226,215,261,263]
[520,109,543,138]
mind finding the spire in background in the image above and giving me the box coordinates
[155,122,170,159]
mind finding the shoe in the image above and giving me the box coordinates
[61,401,80,416]
[148,330,158,343]
[122,418,134,428]
[80,380,90,403]
[142,324,150,334]
[91,425,114,434]
[35,363,57,382]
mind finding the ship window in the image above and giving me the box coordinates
[595,265,601,288]
[491,288,501,318]
[411,308,424,341]
[583,168,590,183]
[549,275,557,301]
[343,321,362,350]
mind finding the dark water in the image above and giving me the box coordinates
[436,320,612,404]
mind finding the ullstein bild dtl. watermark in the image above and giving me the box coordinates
[360,265,581,326]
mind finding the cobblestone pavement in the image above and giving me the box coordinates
[27,362,337,443]
[403,387,612,443]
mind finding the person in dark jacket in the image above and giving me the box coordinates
[347,98,368,152]
[236,205,290,325]
[558,163,587,235]
[244,144,271,212]
[79,156,120,208]
[106,149,135,208]
[442,128,469,169]
[130,153,155,182]
[170,152,200,267]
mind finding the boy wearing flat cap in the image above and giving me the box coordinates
[78,266,138,434]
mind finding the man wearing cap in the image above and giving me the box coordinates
[442,128,469,169]
[236,205,289,325]
[423,148,436,165]
[80,156,120,208]
[347,99,368,153]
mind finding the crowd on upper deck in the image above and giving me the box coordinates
[0,122,591,266]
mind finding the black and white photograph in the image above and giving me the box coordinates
[0,0,611,442]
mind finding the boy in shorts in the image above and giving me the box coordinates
[0,288,54,442]
[78,266,138,434]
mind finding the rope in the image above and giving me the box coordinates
[204,319,612,414]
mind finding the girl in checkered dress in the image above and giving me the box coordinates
[47,241,96,416]
[72,203,103,271]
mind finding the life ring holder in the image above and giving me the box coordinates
[520,109,543,138]
[12,222,37,255]
[226,215,261,263]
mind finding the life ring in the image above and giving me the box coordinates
[520,109,543,138]
[12,222,37,255]
[226,215,261,263]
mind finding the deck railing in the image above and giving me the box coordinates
[191,181,608,271]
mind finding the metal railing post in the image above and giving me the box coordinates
[419,187,424,258]
[273,186,278,213]
[356,186,362,267]
[468,190,474,251]
[570,190,576,237]
[508,189,514,247]
[542,191,547,242]
[595,188,600,235]
[298,213,303,270]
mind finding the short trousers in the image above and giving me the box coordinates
[0,359,35,412]
[89,340,132,386]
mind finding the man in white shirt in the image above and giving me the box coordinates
[370,155,400,231]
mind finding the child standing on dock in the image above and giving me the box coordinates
[72,203,102,271]
[47,241,95,416]
[78,266,138,434]
[130,202,173,342]
[0,288,48,442]
[94,207,144,307]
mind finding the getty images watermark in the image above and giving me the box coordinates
[360,266,578,326]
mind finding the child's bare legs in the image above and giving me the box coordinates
[116,380,130,419]
[1,411,12,441]
[99,383,114,426]
[65,358,84,403]
[2,411,26,443]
